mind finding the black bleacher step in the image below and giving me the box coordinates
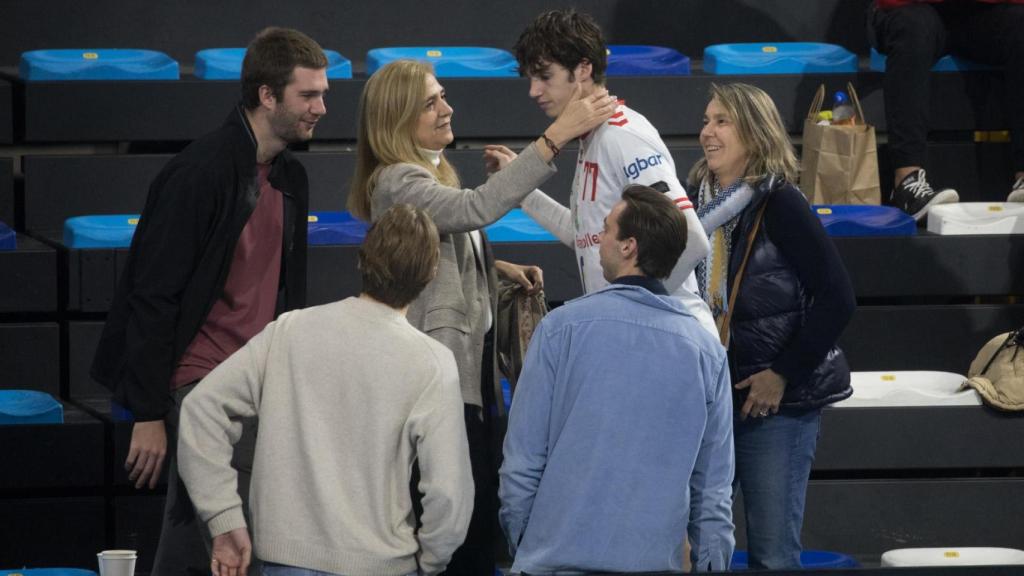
[815,404,1024,471]
[799,478,1024,562]
[0,402,104,491]
[67,321,108,399]
[0,156,13,227]
[21,148,584,233]
[0,496,106,568]
[0,234,57,313]
[835,233,1024,298]
[17,71,1010,142]
[0,322,59,396]
[0,77,11,145]
[840,304,1024,373]
[22,153,172,237]
[49,233,1024,314]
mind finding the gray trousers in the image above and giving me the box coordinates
[150,381,260,575]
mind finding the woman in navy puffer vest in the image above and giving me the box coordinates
[689,83,855,570]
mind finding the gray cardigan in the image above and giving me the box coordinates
[371,142,556,406]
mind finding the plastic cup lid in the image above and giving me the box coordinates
[98,549,138,558]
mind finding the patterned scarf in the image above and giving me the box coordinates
[695,177,755,322]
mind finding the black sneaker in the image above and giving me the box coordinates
[1008,176,1024,202]
[889,169,958,221]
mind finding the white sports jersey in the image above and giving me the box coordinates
[569,103,696,293]
[523,103,715,336]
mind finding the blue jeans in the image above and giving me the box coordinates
[733,408,821,570]
[262,563,419,576]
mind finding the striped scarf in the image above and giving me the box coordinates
[695,178,755,321]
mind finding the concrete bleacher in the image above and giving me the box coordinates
[2,0,1023,570]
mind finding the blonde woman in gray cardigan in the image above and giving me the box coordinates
[348,59,617,575]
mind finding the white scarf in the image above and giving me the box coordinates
[695,177,754,321]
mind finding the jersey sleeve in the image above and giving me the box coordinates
[601,128,710,292]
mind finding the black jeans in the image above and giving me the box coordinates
[411,335,500,575]
[868,1,1024,173]
[440,404,499,576]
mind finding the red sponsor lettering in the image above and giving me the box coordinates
[574,232,602,249]
[581,161,599,202]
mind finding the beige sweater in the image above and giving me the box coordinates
[178,296,473,575]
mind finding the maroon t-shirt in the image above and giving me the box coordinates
[171,164,283,389]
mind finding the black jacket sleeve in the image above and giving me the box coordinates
[764,187,856,383]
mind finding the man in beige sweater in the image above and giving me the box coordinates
[178,204,473,576]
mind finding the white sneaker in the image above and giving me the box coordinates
[1008,176,1024,202]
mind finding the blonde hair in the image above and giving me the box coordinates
[688,83,799,188]
[348,60,460,220]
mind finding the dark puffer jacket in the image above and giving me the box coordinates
[726,176,855,410]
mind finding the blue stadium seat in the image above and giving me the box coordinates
[0,221,14,250]
[0,565,96,569]
[0,565,95,569]
[19,49,179,81]
[0,390,64,425]
[731,550,859,570]
[606,45,691,76]
[484,209,557,242]
[703,43,857,75]
[869,48,996,72]
[366,47,517,77]
[63,215,139,249]
[307,211,369,245]
[194,48,353,79]
[813,205,916,237]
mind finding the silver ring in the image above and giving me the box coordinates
[758,409,768,417]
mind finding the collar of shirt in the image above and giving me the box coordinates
[612,275,668,295]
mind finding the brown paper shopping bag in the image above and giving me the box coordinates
[799,83,881,205]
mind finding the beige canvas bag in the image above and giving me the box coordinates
[962,329,1024,411]
[800,83,881,205]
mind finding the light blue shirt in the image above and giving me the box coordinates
[500,284,735,574]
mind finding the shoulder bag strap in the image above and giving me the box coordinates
[718,198,770,347]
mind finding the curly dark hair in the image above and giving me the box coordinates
[514,9,607,85]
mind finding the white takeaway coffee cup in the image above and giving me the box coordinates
[97,549,137,576]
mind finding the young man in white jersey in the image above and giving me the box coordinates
[487,9,715,335]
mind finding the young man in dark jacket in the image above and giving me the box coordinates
[90,27,328,574]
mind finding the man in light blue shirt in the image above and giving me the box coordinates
[499,185,735,574]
